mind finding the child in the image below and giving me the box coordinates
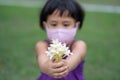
[35,0,86,80]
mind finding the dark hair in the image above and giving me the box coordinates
[39,0,85,29]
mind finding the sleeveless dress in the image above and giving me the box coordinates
[37,40,85,80]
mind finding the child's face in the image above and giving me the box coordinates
[44,10,79,29]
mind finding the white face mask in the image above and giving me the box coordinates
[45,23,78,44]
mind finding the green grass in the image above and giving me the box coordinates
[79,12,120,80]
[0,5,120,80]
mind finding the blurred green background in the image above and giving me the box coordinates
[0,0,120,80]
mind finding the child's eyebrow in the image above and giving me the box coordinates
[63,21,70,23]
[63,19,72,22]
[50,20,57,23]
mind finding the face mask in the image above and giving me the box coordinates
[45,23,78,44]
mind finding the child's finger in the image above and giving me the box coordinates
[53,66,68,73]
[62,60,68,66]
[52,61,64,68]
[53,69,68,78]
[58,69,68,78]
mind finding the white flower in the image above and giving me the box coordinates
[46,39,73,62]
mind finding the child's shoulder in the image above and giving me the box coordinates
[72,40,87,48]
[35,40,48,48]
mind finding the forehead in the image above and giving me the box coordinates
[47,9,75,22]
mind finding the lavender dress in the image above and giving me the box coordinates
[37,40,85,80]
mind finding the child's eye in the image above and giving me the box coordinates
[51,24,57,27]
[64,24,70,27]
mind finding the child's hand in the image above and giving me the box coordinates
[45,60,69,78]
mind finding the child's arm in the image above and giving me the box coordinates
[35,41,49,73]
[35,41,69,78]
[66,40,87,71]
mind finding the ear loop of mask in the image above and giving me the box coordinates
[75,22,79,29]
